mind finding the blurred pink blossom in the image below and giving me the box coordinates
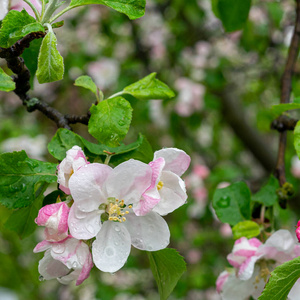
[291,156,300,178]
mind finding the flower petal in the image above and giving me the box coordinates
[33,240,52,253]
[68,203,102,240]
[154,148,191,176]
[153,171,187,215]
[38,249,70,280]
[104,159,152,206]
[92,221,131,273]
[125,211,170,251]
[69,163,112,212]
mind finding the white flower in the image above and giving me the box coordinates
[67,159,170,273]
[57,146,89,194]
[217,230,300,300]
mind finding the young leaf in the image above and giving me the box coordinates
[21,38,43,88]
[271,98,300,116]
[74,75,98,95]
[88,97,132,147]
[232,220,260,240]
[48,128,145,161]
[252,175,279,206]
[213,0,251,32]
[212,182,251,226]
[0,151,57,209]
[0,68,15,92]
[294,121,300,159]
[258,257,300,300]
[69,0,146,20]
[0,10,37,47]
[148,248,186,300]
[8,22,45,44]
[36,30,64,84]
[123,73,175,100]
[4,182,48,239]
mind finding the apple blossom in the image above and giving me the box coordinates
[35,202,70,242]
[34,237,93,286]
[134,148,191,217]
[57,146,89,194]
[67,159,171,273]
[291,156,300,178]
[217,230,300,300]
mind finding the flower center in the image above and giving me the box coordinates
[106,197,132,223]
[157,181,164,190]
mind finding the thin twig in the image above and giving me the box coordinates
[274,0,300,186]
[0,32,91,129]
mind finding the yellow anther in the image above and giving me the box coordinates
[125,211,129,214]
[128,205,132,209]
[122,217,126,222]
[157,181,164,190]
[107,200,130,223]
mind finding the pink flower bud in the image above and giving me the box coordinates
[296,220,300,242]
[36,202,70,242]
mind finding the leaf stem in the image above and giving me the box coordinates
[104,155,111,165]
[49,6,73,23]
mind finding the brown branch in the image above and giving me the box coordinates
[0,32,91,130]
[274,0,300,186]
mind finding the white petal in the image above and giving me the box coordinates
[125,211,170,251]
[69,163,112,212]
[153,171,187,215]
[92,222,131,273]
[288,279,300,300]
[68,203,102,240]
[104,159,152,205]
[57,269,81,285]
[154,148,191,176]
[38,250,69,280]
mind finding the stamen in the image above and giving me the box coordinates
[107,199,129,223]
[157,181,164,190]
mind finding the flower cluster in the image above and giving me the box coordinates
[216,230,300,300]
[34,146,190,285]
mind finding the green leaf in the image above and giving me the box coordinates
[212,182,251,226]
[148,248,186,300]
[258,256,300,300]
[294,121,300,159]
[21,38,42,88]
[123,73,175,100]
[36,30,64,84]
[4,182,48,239]
[252,175,279,206]
[272,98,300,116]
[232,220,260,240]
[74,75,98,95]
[214,0,252,32]
[0,68,15,92]
[88,97,132,147]
[0,10,37,47]
[48,128,146,161]
[0,151,57,209]
[8,22,45,44]
[69,0,146,20]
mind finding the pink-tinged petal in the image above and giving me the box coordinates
[38,250,70,280]
[133,193,160,216]
[92,222,131,273]
[69,163,112,212]
[248,238,262,248]
[193,165,210,179]
[154,148,191,176]
[134,158,165,216]
[57,269,81,285]
[59,184,70,195]
[33,240,52,253]
[11,0,42,17]
[216,270,229,293]
[68,203,102,240]
[153,171,187,216]
[104,159,152,206]
[125,211,170,251]
[296,224,300,243]
[76,249,93,285]
[238,255,261,280]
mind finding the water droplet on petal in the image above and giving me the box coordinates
[86,224,95,235]
[72,261,78,268]
[114,225,120,232]
[132,238,144,248]
[53,243,65,254]
[105,247,114,257]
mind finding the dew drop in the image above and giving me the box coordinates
[75,208,86,219]
[114,241,119,246]
[21,183,27,192]
[132,238,144,248]
[72,261,78,268]
[53,243,65,254]
[114,225,120,232]
[86,224,95,234]
[217,196,230,208]
[105,247,114,257]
